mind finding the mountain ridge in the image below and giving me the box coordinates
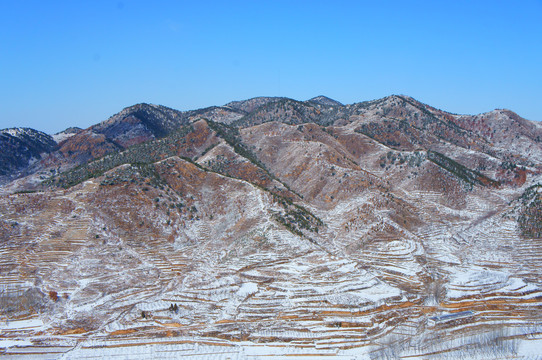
[2,94,540,191]
[1,93,542,358]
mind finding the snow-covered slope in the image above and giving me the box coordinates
[0,127,57,178]
[1,95,542,359]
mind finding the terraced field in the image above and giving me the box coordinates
[2,172,541,359]
[2,95,542,358]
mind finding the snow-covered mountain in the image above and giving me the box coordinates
[0,127,57,178]
[1,95,541,359]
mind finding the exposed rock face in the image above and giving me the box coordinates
[1,95,541,358]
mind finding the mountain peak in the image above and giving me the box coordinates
[224,96,286,113]
[0,127,57,177]
[307,95,343,107]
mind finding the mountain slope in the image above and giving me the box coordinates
[3,94,541,188]
[1,95,542,359]
[0,128,57,177]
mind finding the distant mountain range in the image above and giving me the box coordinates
[2,95,541,187]
[1,95,541,358]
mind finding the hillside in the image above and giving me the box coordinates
[1,95,542,359]
[0,128,57,179]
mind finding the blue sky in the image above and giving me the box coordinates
[1,1,541,134]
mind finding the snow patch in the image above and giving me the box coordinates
[237,282,258,297]
[0,318,44,331]
[518,338,542,357]
[52,132,76,143]
[3,128,26,137]
[0,339,33,348]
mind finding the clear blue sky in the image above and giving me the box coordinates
[1,1,541,134]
